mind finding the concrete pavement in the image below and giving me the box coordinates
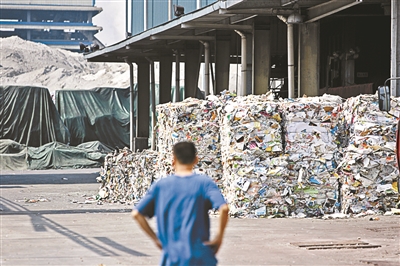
[1,169,399,265]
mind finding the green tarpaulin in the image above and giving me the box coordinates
[56,87,132,148]
[0,139,28,171]
[27,141,105,170]
[0,86,70,147]
[0,139,110,170]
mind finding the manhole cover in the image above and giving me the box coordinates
[291,240,381,250]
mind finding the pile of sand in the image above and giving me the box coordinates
[0,36,131,92]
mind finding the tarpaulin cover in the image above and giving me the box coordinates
[0,86,70,147]
[27,141,105,170]
[0,139,28,171]
[76,141,113,154]
[56,87,132,148]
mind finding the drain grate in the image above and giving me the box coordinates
[366,227,400,233]
[291,240,381,250]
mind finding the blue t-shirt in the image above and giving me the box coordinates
[135,173,226,266]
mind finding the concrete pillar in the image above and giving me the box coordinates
[174,50,180,102]
[391,0,400,96]
[300,22,320,97]
[253,29,271,95]
[127,61,135,151]
[246,32,253,95]
[135,61,150,151]
[185,46,201,98]
[202,42,210,97]
[215,35,231,94]
[287,23,295,99]
[159,56,172,104]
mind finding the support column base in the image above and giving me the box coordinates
[133,137,149,152]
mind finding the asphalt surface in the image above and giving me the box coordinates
[0,169,399,266]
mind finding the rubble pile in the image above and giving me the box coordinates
[220,96,284,217]
[97,148,158,203]
[278,95,344,217]
[337,94,400,214]
[156,97,224,185]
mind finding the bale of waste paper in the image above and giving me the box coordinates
[96,148,158,203]
[279,95,344,217]
[220,96,286,217]
[337,94,400,214]
[156,97,224,185]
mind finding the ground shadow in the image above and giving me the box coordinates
[0,196,148,257]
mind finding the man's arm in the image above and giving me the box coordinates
[204,203,229,254]
[131,209,162,250]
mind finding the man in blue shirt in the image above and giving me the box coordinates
[131,141,229,266]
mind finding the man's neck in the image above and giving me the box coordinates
[174,164,194,177]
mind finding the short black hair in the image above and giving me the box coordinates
[173,141,197,165]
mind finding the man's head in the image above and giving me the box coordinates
[172,141,198,166]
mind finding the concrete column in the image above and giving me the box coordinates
[135,61,150,151]
[235,30,248,96]
[391,0,400,96]
[215,35,231,94]
[175,50,180,102]
[127,61,135,151]
[300,22,320,97]
[159,56,172,104]
[287,23,295,99]
[253,29,271,95]
[246,32,253,95]
[185,46,201,98]
[202,42,210,97]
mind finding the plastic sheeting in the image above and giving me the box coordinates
[27,141,106,170]
[0,139,28,171]
[0,86,70,147]
[56,87,132,148]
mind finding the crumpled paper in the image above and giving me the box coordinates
[96,148,158,203]
[156,97,224,185]
[337,94,400,214]
[278,95,344,217]
[220,95,286,217]
[95,93,399,218]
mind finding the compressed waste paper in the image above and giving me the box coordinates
[337,94,400,214]
[156,97,224,185]
[278,95,344,217]
[97,148,158,203]
[95,93,399,218]
[220,95,285,217]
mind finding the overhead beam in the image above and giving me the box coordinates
[220,8,292,15]
[181,23,252,31]
[150,35,215,41]
[306,0,363,23]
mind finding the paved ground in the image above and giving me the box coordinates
[0,169,399,266]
